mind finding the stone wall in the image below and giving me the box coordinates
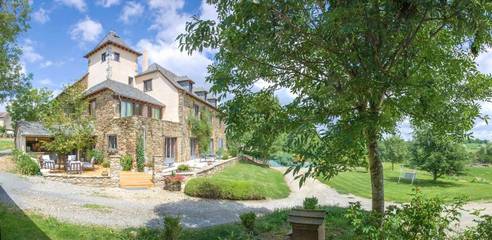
[195,157,238,177]
[43,175,116,187]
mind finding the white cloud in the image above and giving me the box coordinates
[22,39,43,63]
[70,16,103,44]
[56,0,86,12]
[39,78,54,86]
[40,60,53,68]
[33,8,50,24]
[136,0,215,88]
[96,0,120,7]
[120,1,144,24]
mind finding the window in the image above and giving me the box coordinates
[89,100,96,116]
[134,103,142,116]
[144,79,152,92]
[219,138,224,149]
[165,137,177,159]
[108,135,117,150]
[128,77,133,85]
[152,107,161,119]
[209,138,214,154]
[114,52,120,62]
[193,104,199,117]
[101,52,106,62]
[120,100,133,117]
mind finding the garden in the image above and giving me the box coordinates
[0,138,13,151]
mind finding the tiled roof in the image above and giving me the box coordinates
[84,31,142,58]
[136,63,218,109]
[17,121,50,137]
[84,79,164,106]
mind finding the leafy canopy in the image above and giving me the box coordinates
[188,109,212,155]
[0,0,31,102]
[179,0,492,213]
[379,135,409,170]
[7,87,53,128]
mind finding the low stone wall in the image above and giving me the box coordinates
[195,157,238,177]
[42,174,117,187]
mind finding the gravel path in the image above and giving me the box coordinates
[0,164,490,229]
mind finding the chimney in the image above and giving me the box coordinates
[142,49,148,72]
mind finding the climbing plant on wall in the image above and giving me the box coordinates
[136,134,145,172]
[188,109,212,156]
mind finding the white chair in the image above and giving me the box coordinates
[67,155,77,162]
[41,155,55,170]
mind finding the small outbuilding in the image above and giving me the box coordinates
[15,121,52,152]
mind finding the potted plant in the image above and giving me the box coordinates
[176,164,190,172]
[164,172,185,191]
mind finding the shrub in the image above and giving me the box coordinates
[101,159,110,168]
[303,197,319,210]
[270,151,293,166]
[184,178,265,200]
[120,154,132,171]
[177,164,190,172]
[136,135,145,172]
[12,148,23,161]
[239,212,256,234]
[162,216,182,240]
[222,150,230,160]
[87,149,104,164]
[460,214,492,239]
[16,153,40,175]
[345,190,464,239]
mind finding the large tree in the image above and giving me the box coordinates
[411,127,468,181]
[379,135,409,170]
[178,1,492,214]
[7,86,52,128]
[0,0,31,102]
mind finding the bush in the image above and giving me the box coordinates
[303,197,319,210]
[120,154,132,171]
[162,216,182,240]
[184,178,265,200]
[346,190,464,239]
[222,150,230,160]
[460,214,492,239]
[239,212,256,234]
[101,159,110,168]
[136,135,145,172]
[270,151,293,166]
[87,149,104,164]
[15,152,40,175]
[177,164,190,172]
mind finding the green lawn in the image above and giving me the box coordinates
[0,138,13,151]
[0,203,355,240]
[185,161,290,200]
[319,163,492,202]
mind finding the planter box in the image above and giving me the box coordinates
[287,209,326,240]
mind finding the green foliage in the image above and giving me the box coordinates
[239,212,256,234]
[86,149,104,164]
[178,0,492,214]
[13,150,40,175]
[184,178,264,200]
[222,92,285,161]
[216,147,224,158]
[270,151,294,166]
[476,143,492,164]
[411,127,469,181]
[460,214,492,240]
[101,160,110,168]
[303,197,319,210]
[189,109,212,155]
[221,149,230,160]
[379,135,409,170]
[346,190,464,239]
[162,216,182,240]
[42,83,94,158]
[0,0,31,104]
[177,164,190,172]
[7,87,52,128]
[136,135,145,172]
[120,154,132,171]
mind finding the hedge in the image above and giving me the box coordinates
[184,178,265,200]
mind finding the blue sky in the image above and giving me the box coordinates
[3,0,492,140]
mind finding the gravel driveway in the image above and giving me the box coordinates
[0,164,490,229]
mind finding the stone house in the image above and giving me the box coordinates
[18,31,226,171]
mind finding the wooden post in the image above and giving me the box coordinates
[287,209,325,240]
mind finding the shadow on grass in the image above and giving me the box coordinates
[385,177,462,188]
[0,186,49,240]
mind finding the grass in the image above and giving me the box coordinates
[0,138,13,151]
[0,203,355,239]
[82,204,113,213]
[319,162,492,202]
[184,161,290,200]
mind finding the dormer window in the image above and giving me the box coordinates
[128,77,134,86]
[101,52,107,62]
[114,52,120,62]
[144,79,152,92]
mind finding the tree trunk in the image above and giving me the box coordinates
[366,126,385,215]
[391,162,394,171]
[433,171,438,181]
